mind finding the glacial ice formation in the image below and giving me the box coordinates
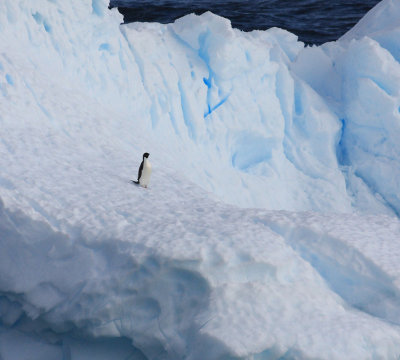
[1,0,400,359]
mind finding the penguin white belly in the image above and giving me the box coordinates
[139,159,152,187]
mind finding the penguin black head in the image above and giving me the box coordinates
[143,152,150,158]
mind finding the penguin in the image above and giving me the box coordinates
[132,152,151,188]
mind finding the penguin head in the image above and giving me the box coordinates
[143,152,150,158]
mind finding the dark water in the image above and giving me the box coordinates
[109,0,380,45]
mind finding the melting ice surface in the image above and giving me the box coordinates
[1,0,400,359]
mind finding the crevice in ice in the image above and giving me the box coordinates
[32,12,52,33]
[197,31,220,118]
[91,0,105,17]
[364,75,394,97]
[5,74,13,85]
[274,64,317,180]
[177,78,196,139]
[168,26,230,119]
[204,93,230,118]
[353,169,400,217]
[293,84,303,116]
[339,115,400,215]
[335,118,349,166]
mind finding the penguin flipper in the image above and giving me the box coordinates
[137,162,144,182]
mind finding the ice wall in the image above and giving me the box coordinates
[1,0,398,213]
[120,15,353,212]
[0,0,141,107]
[293,0,400,215]
[0,0,337,212]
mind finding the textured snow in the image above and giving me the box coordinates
[1,0,400,359]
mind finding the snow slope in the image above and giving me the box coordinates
[1,0,400,359]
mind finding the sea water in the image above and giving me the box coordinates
[109,0,379,44]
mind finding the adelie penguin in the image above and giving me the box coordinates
[132,152,152,188]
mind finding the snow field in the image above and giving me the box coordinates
[2,189,400,359]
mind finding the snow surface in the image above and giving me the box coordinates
[1,0,400,359]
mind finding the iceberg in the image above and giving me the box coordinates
[1,0,400,359]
